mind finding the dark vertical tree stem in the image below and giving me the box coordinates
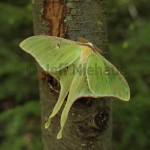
[32,0,112,149]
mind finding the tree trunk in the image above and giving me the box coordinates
[32,0,112,150]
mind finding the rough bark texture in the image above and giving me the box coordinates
[32,0,112,149]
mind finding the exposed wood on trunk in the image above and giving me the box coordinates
[43,0,69,37]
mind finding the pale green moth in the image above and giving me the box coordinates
[20,35,130,139]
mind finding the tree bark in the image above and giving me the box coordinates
[32,0,112,150]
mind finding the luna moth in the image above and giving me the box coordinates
[20,35,130,139]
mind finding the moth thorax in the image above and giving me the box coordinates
[79,46,92,63]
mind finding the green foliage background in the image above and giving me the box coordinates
[0,0,149,149]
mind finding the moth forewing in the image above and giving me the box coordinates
[86,53,130,101]
[20,35,82,72]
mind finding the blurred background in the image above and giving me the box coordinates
[0,0,149,150]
